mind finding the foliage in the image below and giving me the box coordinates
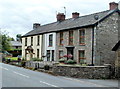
[0,31,12,52]
[59,58,66,63]
[9,48,22,51]
[66,59,76,64]
[20,61,26,67]
[16,34,22,41]
[80,59,86,64]
[5,57,18,60]
[22,58,27,61]
[31,58,43,61]
[44,65,50,70]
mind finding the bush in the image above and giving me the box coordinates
[31,58,43,61]
[66,59,76,64]
[59,59,65,63]
[20,61,26,67]
[44,65,50,70]
[6,58,11,63]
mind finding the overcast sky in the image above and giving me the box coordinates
[0,0,119,39]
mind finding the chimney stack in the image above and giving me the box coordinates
[33,23,40,30]
[56,13,65,22]
[72,12,79,18]
[109,2,118,10]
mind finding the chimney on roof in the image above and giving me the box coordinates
[33,23,40,30]
[72,12,79,18]
[109,2,118,10]
[56,13,65,22]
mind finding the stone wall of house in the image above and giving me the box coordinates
[95,12,119,66]
[52,65,111,79]
[56,27,93,64]
[115,48,120,78]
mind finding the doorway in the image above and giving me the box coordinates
[66,47,74,60]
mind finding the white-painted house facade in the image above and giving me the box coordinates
[22,23,42,60]
[42,33,56,61]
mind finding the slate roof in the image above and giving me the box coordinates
[112,41,120,51]
[10,41,22,47]
[22,9,119,37]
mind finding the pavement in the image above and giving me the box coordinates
[0,63,119,88]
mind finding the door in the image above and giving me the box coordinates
[67,47,74,60]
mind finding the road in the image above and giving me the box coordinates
[0,63,119,88]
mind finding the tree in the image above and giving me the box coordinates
[16,34,22,41]
[0,31,12,52]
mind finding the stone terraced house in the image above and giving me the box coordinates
[22,2,120,66]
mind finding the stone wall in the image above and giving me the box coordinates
[56,27,93,64]
[95,12,119,66]
[115,48,120,78]
[52,65,111,79]
[25,61,58,69]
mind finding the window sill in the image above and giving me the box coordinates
[48,46,52,47]
[79,44,85,46]
[79,58,86,59]
[59,44,64,46]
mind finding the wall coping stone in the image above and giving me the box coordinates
[55,65,108,68]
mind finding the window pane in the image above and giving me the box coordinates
[60,32,63,45]
[47,50,50,61]
[49,34,53,46]
[37,36,39,45]
[52,50,54,61]
[69,31,73,45]
[79,50,85,64]
[37,49,39,58]
[25,38,27,46]
[59,50,63,58]
[79,30,85,44]
[31,37,33,46]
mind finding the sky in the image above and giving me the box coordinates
[0,0,120,39]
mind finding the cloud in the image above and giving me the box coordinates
[0,0,119,39]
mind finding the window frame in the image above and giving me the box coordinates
[47,50,50,61]
[79,29,85,45]
[60,32,63,46]
[31,37,33,46]
[69,30,73,45]
[25,38,27,46]
[37,35,40,46]
[78,50,86,64]
[37,49,39,58]
[59,50,64,59]
[49,34,53,47]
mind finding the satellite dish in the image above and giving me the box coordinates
[94,15,99,20]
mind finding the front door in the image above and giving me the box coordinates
[67,47,74,60]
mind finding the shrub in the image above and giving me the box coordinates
[44,65,50,70]
[66,59,76,64]
[31,58,43,61]
[20,61,26,67]
[59,59,65,63]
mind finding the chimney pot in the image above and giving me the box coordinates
[109,2,118,10]
[56,13,65,22]
[72,12,80,18]
[33,23,40,30]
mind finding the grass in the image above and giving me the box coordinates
[5,57,18,60]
